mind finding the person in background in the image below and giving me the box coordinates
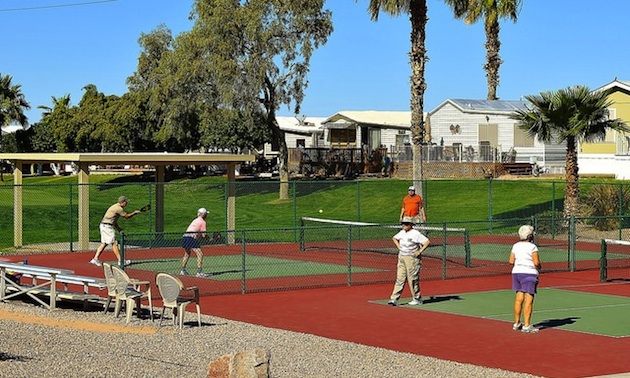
[388,216,431,306]
[181,207,210,278]
[510,225,542,333]
[90,196,140,267]
[400,185,426,224]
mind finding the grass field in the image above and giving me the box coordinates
[0,173,626,251]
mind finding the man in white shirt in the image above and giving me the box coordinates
[388,216,431,306]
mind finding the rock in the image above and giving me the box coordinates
[208,349,270,378]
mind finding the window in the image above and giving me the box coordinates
[514,125,534,147]
[330,129,356,147]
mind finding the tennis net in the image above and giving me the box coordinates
[300,217,471,267]
[600,239,630,282]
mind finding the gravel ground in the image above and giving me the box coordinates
[0,301,541,378]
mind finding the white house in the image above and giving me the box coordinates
[320,110,429,162]
[261,116,326,158]
[428,99,566,172]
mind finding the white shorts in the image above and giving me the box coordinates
[99,223,117,245]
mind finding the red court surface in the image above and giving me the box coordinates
[3,251,630,378]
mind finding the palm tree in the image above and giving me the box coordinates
[0,74,30,181]
[511,85,630,218]
[444,0,522,100]
[363,0,428,193]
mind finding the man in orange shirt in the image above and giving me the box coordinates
[399,186,426,224]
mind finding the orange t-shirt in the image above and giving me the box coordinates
[401,194,423,217]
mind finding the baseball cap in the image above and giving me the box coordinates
[197,207,209,215]
[117,196,128,203]
[408,186,415,191]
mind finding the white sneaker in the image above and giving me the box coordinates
[196,272,209,278]
[387,299,398,306]
[89,258,102,267]
[512,322,523,331]
[180,269,189,276]
[408,298,423,306]
[521,325,539,334]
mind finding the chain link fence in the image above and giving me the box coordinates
[111,215,629,296]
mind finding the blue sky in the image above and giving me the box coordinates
[2,0,630,124]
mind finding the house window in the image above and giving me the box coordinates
[369,128,381,150]
[296,139,305,148]
[514,125,534,147]
[330,129,356,147]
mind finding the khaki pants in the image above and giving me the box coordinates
[390,254,421,301]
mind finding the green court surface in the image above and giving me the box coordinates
[124,254,381,280]
[380,289,630,337]
[470,243,607,262]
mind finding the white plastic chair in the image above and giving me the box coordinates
[111,265,153,323]
[155,272,201,329]
[102,263,117,313]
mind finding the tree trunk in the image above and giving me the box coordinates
[269,115,290,200]
[484,16,501,101]
[409,0,428,195]
[564,136,580,219]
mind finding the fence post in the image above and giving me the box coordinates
[356,180,361,222]
[600,239,607,282]
[551,182,556,238]
[347,225,352,286]
[292,181,297,242]
[488,178,493,234]
[69,184,74,253]
[119,231,125,270]
[442,223,447,279]
[241,230,246,294]
[569,215,576,272]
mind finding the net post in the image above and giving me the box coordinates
[600,239,607,282]
[299,217,305,251]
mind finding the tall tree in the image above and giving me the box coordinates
[363,0,428,195]
[511,85,630,218]
[0,73,30,180]
[38,94,78,153]
[191,0,333,199]
[444,0,522,100]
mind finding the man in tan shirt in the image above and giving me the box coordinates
[89,196,140,267]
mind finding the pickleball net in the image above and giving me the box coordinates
[600,239,630,281]
[299,217,471,267]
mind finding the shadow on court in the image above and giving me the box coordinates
[536,316,580,330]
[423,295,463,304]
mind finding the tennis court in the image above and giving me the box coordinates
[374,287,630,337]
[3,245,630,377]
[113,220,630,298]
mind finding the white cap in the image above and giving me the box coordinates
[518,225,534,240]
[197,208,208,216]
[408,186,415,191]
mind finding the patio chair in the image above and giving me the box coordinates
[110,265,153,323]
[102,263,117,313]
[155,272,201,329]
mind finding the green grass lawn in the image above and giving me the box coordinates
[0,174,624,251]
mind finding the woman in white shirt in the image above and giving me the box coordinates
[509,225,542,333]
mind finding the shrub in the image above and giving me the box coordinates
[580,184,630,230]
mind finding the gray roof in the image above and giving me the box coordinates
[448,99,528,113]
